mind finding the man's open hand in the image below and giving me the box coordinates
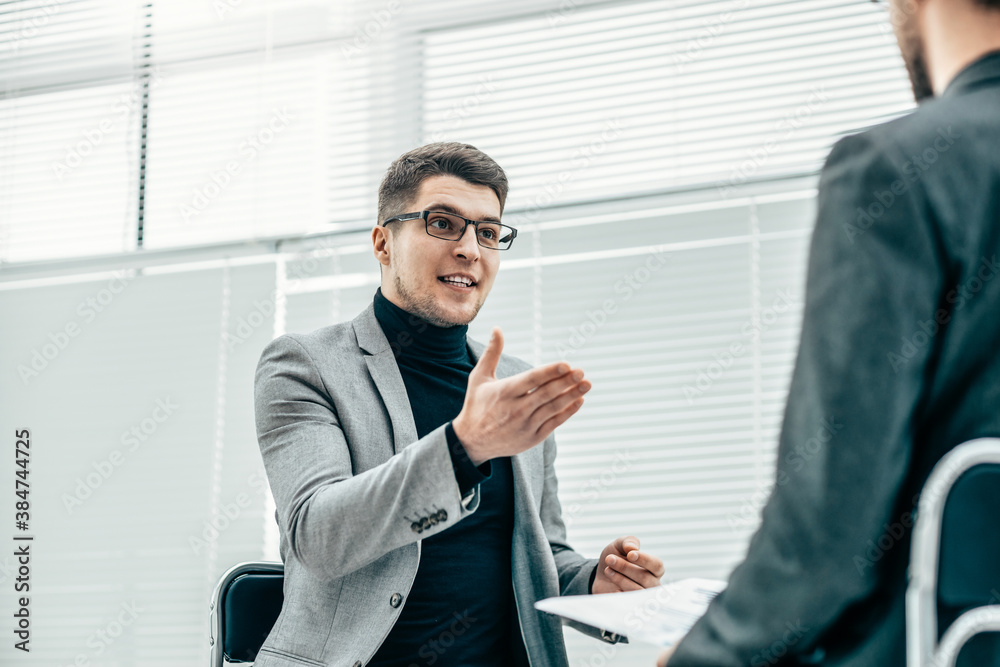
[592,536,665,594]
[452,327,590,465]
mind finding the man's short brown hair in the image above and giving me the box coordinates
[377,142,509,225]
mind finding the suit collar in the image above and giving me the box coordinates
[353,304,416,454]
[943,49,1000,99]
[353,301,391,356]
[352,301,527,458]
[352,299,515,378]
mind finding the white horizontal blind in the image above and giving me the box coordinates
[0,2,916,666]
[0,0,142,263]
[141,0,389,248]
[0,262,278,665]
[423,0,913,210]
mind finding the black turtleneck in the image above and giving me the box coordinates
[368,288,530,667]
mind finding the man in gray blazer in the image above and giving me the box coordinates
[661,0,1000,665]
[254,142,665,667]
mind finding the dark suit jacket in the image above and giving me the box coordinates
[670,51,1000,667]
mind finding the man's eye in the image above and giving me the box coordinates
[429,218,451,229]
[478,228,497,240]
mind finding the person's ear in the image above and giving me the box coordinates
[372,225,392,269]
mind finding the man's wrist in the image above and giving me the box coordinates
[446,421,491,495]
[451,416,486,465]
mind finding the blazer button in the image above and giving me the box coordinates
[352,662,362,667]
[390,592,403,608]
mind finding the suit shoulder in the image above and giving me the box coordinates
[830,93,970,168]
[258,321,357,366]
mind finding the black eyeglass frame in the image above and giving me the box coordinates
[381,210,518,251]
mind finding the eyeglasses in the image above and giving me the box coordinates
[382,210,518,251]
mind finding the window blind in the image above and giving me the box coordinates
[0,1,915,665]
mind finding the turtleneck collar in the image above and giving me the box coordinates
[373,287,470,361]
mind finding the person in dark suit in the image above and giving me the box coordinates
[659,0,1000,665]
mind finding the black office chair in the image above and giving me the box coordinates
[907,438,1000,667]
[210,561,285,666]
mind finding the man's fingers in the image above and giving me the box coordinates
[535,396,584,440]
[613,535,641,556]
[471,327,504,382]
[626,549,665,579]
[529,378,590,423]
[531,382,590,433]
[507,361,574,397]
[524,368,588,407]
[602,565,644,592]
[605,554,662,588]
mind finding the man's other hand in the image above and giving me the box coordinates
[453,327,590,464]
[656,646,675,666]
[592,536,665,593]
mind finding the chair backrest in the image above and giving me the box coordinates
[938,464,1000,611]
[907,438,1000,667]
[210,561,285,666]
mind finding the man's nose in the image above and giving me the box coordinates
[454,223,481,260]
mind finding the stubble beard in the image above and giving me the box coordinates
[895,4,935,102]
[392,270,484,328]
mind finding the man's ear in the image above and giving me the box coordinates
[372,225,392,269]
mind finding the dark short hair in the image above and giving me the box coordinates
[377,142,509,225]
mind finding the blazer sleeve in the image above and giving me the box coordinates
[254,334,480,583]
[669,132,948,665]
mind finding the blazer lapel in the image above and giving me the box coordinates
[353,303,418,456]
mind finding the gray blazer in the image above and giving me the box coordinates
[252,302,610,667]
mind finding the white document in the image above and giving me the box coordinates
[534,578,726,647]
